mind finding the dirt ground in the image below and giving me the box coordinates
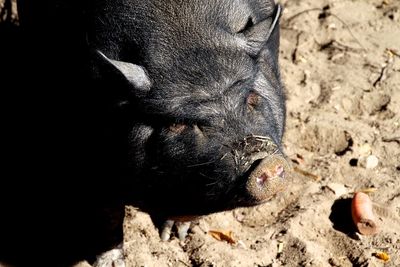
[2,0,400,266]
[118,0,400,266]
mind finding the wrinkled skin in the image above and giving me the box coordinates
[6,0,287,264]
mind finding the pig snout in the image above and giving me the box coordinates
[246,155,290,202]
[232,135,290,204]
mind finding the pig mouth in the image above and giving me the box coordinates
[133,137,290,217]
[170,154,290,216]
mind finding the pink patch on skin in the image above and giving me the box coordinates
[256,173,268,186]
[256,165,285,187]
[276,165,285,179]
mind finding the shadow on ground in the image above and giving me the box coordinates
[0,11,125,267]
[329,197,358,238]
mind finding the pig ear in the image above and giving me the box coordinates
[95,50,151,95]
[244,4,282,56]
[264,5,281,62]
[264,4,282,45]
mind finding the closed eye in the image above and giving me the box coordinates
[169,123,187,134]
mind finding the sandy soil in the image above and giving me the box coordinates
[1,0,399,266]
[119,0,400,266]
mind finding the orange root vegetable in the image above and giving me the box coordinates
[351,192,379,235]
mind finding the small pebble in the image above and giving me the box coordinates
[359,143,372,156]
[359,155,379,169]
[366,155,379,169]
[327,183,347,197]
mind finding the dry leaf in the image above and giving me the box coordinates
[209,230,236,244]
[293,166,321,181]
[373,251,390,262]
[277,242,284,253]
[359,187,378,194]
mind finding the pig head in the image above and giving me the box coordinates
[16,0,288,218]
[86,0,289,217]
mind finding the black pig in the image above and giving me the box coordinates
[10,0,289,265]
[18,0,287,230]
[88,0,288,223]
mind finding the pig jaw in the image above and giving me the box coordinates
[126,133,290,217]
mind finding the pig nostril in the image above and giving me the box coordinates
[276,165,285,179]
[256,173,268,186]
[256,166,285,187]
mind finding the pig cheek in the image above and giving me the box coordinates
[129,125,154,170]
[159,133,192,166]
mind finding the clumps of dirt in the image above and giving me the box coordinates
[1,0,399,266]
[118,1,400,265]
[123,206,190,267]
[278,237,310,266]
[341,93,364,117]
[361,91,393,117]
[299,122,351,155]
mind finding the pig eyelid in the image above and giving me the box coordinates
[161,115,210,127]
[227,77,252,94]
[167,122,207,135]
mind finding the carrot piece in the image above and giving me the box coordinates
[351,192,379,235]
[208,230,236,244]
[373,251,390,262]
